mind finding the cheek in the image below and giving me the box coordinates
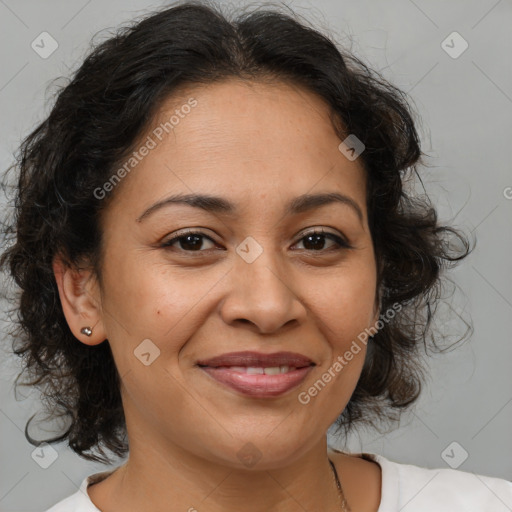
[100,256,225,363]
[311,262,377,344]
[302,275,375,419]
[99,261,215,415]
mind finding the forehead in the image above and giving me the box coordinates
[105,78,368,222]
[152,78,342,155]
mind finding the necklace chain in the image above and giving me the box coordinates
[328,458,351,512]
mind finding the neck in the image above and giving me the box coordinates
[91,432,345,512]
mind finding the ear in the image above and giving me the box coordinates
[52,253,107,346]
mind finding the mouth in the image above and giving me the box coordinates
[196,351,315,398]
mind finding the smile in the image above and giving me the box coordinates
[199,366,313,397]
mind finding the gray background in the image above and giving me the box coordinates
[0,0,511,510]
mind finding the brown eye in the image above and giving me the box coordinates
[293,229,350,252]
[161,231,216,252]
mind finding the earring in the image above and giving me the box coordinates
[80,326,93,337]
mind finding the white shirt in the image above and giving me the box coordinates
[44,452,512,511]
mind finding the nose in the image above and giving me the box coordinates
[218,245,307,334]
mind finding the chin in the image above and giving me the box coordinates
[198,431,317,470]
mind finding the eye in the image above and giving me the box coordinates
[161,228,351,254]
[293,229,350,252]
[161,230,217,252]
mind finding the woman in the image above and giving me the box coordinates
[1,2,511,511]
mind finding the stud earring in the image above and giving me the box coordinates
[80,326,93,337]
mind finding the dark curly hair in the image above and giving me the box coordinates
[0,0,473,464]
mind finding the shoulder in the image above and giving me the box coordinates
[367,451,512,511]
[43,470,114,512]
[44,492,89,512]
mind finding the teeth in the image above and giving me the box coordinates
[226,366,296,374]
[246,367,264,374]
[229,366,247,373]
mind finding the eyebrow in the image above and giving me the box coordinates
[136,191,364,223]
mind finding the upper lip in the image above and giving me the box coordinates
[196,351,315,368]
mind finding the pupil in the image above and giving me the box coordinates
[304,234,325,250]
[181,235,202,250]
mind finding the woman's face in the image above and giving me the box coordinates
[91,79,379,468]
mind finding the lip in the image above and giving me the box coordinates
[197,351,315,398]
[200,366,313,397]
[196,351,314,368]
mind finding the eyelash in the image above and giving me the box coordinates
[160,228,352,254]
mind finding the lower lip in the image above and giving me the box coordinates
[200,366,313,397]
